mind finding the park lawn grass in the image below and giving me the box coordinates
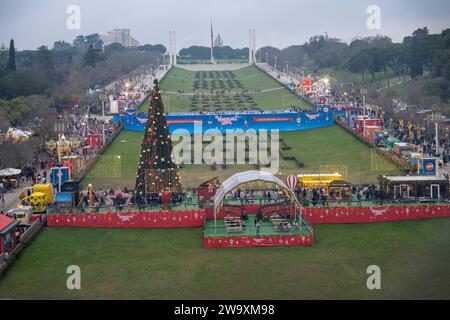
[81,130,258,189]
[83,131,142,189]
[81,125,404,189]
[281,126,404,184]
[1,217,449,299]
[157,65,311,113]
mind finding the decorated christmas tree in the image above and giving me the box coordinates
[135,79,182,198]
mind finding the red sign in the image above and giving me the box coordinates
[426,163,434,171]
[62,160,74,175]
[87,134,103,149]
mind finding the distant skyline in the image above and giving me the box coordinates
[0,0,449,51]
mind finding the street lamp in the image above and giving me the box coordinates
[361,87,368,139]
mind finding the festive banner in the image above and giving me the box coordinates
[47,210,205,228]
[204,234,314,248]
[47,205,450,229]
[114,109,334,133]
[206,204,450,223]
[302,205,450,224]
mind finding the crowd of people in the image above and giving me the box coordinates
[73,187,190,213]
[356,103,450,168]
[296,184,385,207]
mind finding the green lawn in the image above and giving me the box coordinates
[82,63,404,189]
[281,126,404,184]
[81,125,403,189]
[158,65,311,113]
[1,218,450,299]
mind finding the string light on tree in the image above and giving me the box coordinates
[135,79,182,197]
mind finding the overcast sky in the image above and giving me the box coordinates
[0,0,449,51]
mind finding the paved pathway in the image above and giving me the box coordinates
[177,63,250,72]
[257,63,300,87]
[1,168,46,213]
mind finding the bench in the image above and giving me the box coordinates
[272,218,289,226]
[226,226,243,234]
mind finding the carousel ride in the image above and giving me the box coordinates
[45,135,84,157]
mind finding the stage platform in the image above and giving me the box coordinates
[203,214,314,248]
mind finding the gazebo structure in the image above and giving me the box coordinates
[205,170,314,248]
[213,170,302,227]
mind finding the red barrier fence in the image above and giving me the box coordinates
[206,204,450,224]
[303,205,450,224]
[47,210,205,228]
[204,234,314,248]
[47,205,450,229]
[205,204,288,220]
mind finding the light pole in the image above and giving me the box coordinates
[274,55,278,71]
[435,122,439,156]
[57,134,62,193]
[361,87,368,139]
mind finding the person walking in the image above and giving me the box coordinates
[256,221,261,237]
[357,190,362,207]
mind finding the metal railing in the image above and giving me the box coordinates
[204,221,312,238]
[300,197,449,208]
[46,202,202,215]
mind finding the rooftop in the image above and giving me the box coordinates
[382,175,447,182]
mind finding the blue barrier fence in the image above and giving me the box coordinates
[114,109,335,134]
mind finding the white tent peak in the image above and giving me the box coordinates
[213,170,300,213]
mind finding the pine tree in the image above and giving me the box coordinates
[135,79,182,199]
[7,39,16,71]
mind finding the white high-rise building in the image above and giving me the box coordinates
[101,29,140,47]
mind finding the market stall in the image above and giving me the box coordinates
[0,214,19,260]
[379,175,449,200]
[0,168,22,189]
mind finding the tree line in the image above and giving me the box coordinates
[0,34,166,129]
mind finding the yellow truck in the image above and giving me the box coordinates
[21,183,54,213]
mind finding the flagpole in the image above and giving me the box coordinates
[210,20,215,64]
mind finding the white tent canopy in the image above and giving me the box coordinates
[213,170,302,226]
[0,168,22,177]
